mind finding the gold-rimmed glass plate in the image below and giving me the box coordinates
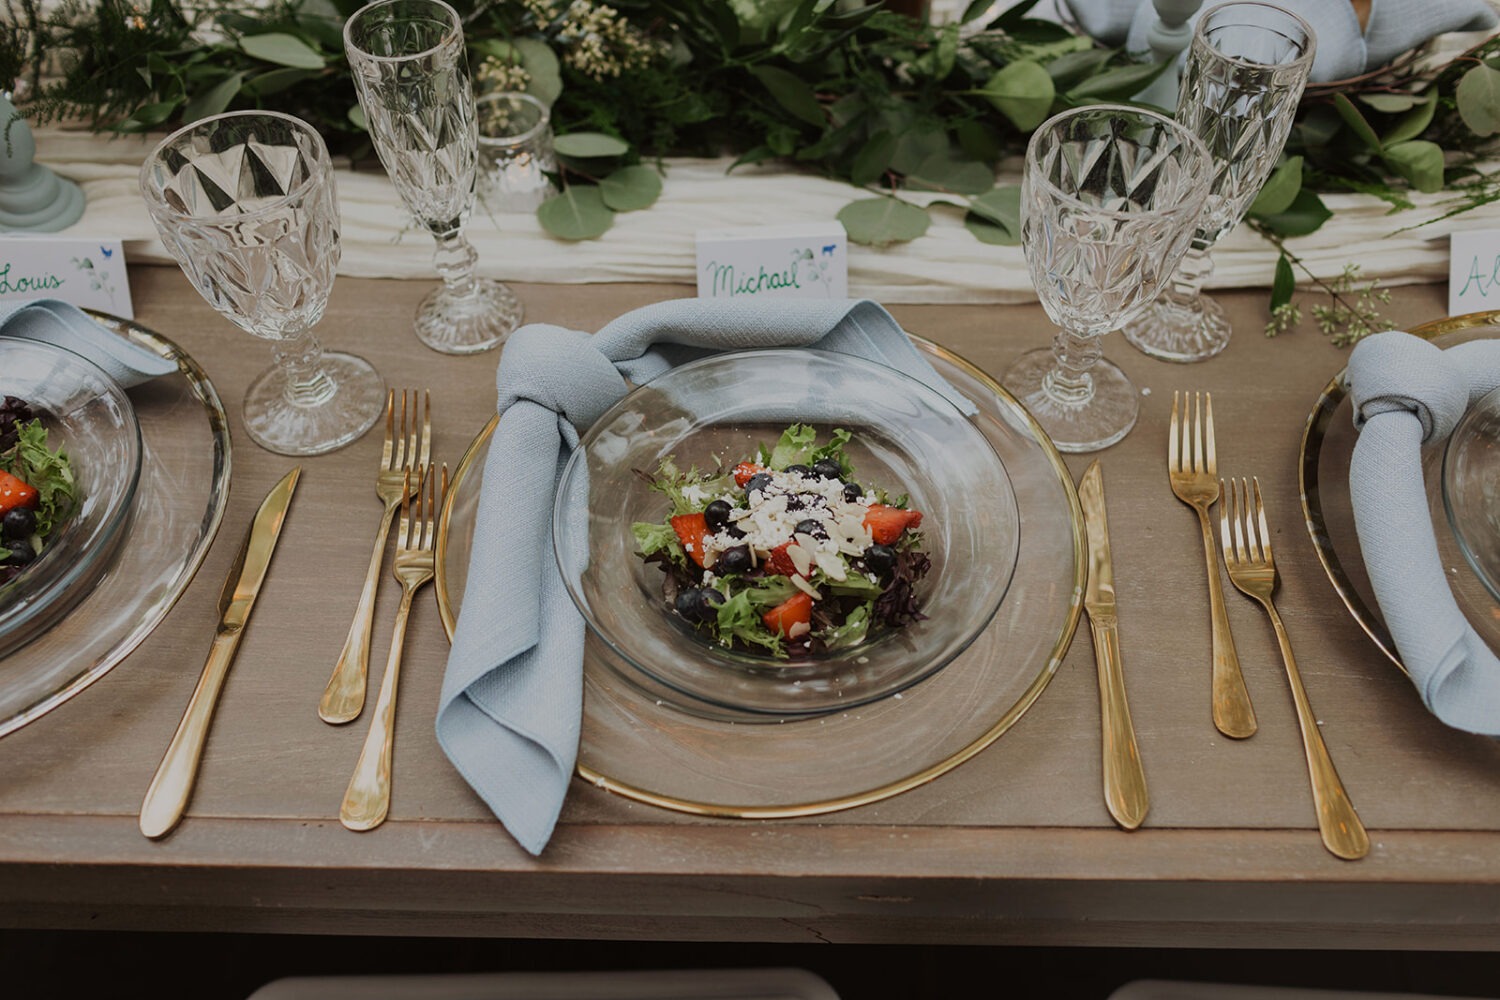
[435,335,1084,818]
[0,313,232,738]
[1300,311,1500,670]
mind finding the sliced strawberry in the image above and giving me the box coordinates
[733,461,764,488]
[762,591,813,638]
[767,540,801,577]
[0,471,38,515]
[863,503,923,545]
[670,512,710,568]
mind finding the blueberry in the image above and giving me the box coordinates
[863,543,896,575]
[4,541,35,567]
[675,587,722,624]
[704,499,733,530]
[794,518,827,540]
[717,545,752,574]
[745,472,773,495]
[842,482,863,503]
[812,459,842,480]
[785,464,812,477]
[1,507,35,540]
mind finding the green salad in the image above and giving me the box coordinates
[631,424,929,658]
[1,396,77,585]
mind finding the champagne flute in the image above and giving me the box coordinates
[1004,105,1211,453]
[345,0,523,354]
[1122,1,1315,363]
[140,111,385,456]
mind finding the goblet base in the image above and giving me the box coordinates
[415,278,524,355]
[1003,348,1139,453]
[243,353,386,457]
[1121,292,1231,363]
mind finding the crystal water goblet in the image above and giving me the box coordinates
[345,0,523,354]
[1004,105,1211,453]
[1122,1,1315,363]
[139,111,385,456]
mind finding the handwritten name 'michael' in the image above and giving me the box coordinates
[703,260,801,298]
[0,262,64,296]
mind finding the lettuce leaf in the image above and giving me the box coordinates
[712,588,786,656]
[818,602,874,650]
[1,420,75,538]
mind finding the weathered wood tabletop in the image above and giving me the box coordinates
[3,267,1498,949]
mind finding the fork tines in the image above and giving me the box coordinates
[1169,390,1217,478]
[1219,476,1271,569]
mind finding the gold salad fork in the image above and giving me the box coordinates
[341,463,445,832]
[1168,391,1257,739]
[320,389,431,724]
[1220,478,1370,861]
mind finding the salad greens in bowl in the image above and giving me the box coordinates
[553,349,1020,720]
[0,339,142,658]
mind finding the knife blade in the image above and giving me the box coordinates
[140,466,301,839]
[1078,460,1149,831]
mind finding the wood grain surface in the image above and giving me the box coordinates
[3,267,1498,948]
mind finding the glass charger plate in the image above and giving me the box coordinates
[0,312,232,738]
[434,335,1085,817]
[1300,311,1500,670]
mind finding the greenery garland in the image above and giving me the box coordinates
[6,0,1500,339]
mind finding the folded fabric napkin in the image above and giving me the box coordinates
[438,298,969,854]
[1063,0,1497,82]
[0,300,177,387]
[1346,330,1500,735]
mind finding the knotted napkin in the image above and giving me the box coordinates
[0,300,176,387]
[1063,0,1497,82]
[438,298,967,854]
[1346,330,1500,735]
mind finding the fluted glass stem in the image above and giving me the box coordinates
[1166,240,1215,305]
[432,230,480,298]
[1042,329,1103,406]
[272,330,338,408]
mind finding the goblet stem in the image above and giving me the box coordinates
[1165,241,1215,306]
[432,230,480,299]
[272,330,339,409]
[1043,327,1103,407]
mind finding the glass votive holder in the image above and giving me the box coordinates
[475,91,557,213]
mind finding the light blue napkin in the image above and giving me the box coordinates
[1063,0,1497,82]
[0,300,176,387]
[437,298,967,855]
[1346,331,1500,735]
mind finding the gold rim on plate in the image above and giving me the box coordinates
[434,334,1086,819]
[1299,309,1500,673]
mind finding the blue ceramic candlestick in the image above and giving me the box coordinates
[0,93,84,232]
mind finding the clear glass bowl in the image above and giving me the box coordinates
[552,348,1021,719]
[1443,384,1500,604]
[0,339,143,658]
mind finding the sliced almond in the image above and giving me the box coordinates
[787,621,811,640]
[791,575,822,600]
[788,541,814,577]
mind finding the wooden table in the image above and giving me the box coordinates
[3,267,1498,950]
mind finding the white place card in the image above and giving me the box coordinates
[1449,229,1500,317]
[696,223,848,300]
[0,236,133,318]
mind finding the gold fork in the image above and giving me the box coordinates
[341,463,445,832]
[320,389,431,724]
[1220,477,1370,861]
[1168,391,1257,739]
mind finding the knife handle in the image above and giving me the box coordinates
[140,631,241,839]
[1090,618,1149,831]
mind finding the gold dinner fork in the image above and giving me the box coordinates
[1168,391,1257,739]
[1220,477,1370,861]
[320,389,431,724]
[341,463,445,832]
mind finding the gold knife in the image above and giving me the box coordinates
[139,467,301,839]
[1078,460,1149,831]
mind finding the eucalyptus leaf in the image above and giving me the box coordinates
[1358,93,1420,114]
[967,185,1021,236]
[909,152,995,195]
[1064,60,1169,101]
[510,37,563,107]
[961,0,999,23]
[980,60,1054,131]
[553,131,630,158]
[1254,188,1332,238]
[1383,139,1445,193]
[244,67,317,97]
[1270,253,1295,311]
[850,131,897,187]
[1333,93,1383,153]
[889,124,948,176]
[182,72,245,123]
[748,64,824,127]
[348,104,367,130]
[599,165,663,211]
[838,197,930,247]
[537,186,615,240]
[965,213,1020,246]
[1383,94,1437,146]
[1457,63,1500,137]
[955,120,1001,164]
[1045,48,1113,90]
[1248,155,1302,217]
[114,100,180,132]
[240,32,326,70]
